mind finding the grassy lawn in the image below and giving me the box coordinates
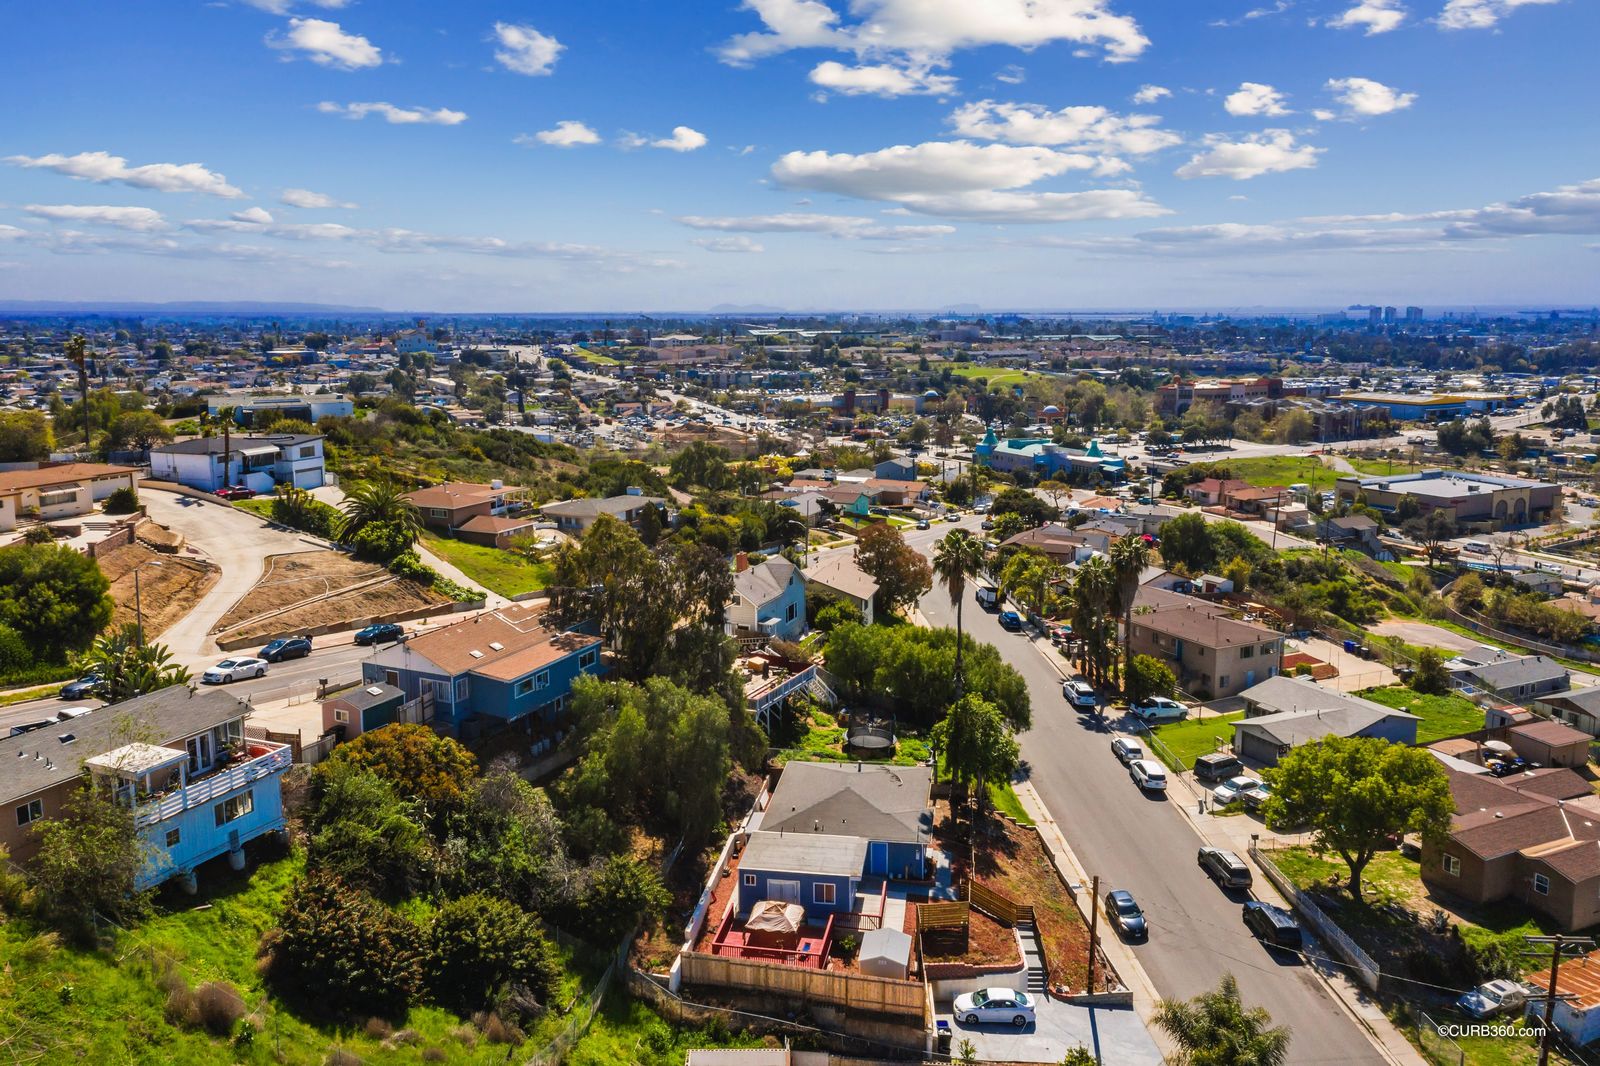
[0,847,604,1064]
[1360,684,1485,743]
[1345,457,1428,477]
[571,347,619,365]
[946,364,1038,389]
[232,497,276,520]
[1204,455,1339,490]
[988,780,1035,825]
[1150,711,1244,770]
[420,532,552,598]
[769,707,931,767]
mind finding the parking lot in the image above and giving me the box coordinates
[934,997,1162,1064]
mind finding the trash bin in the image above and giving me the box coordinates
[935,1019,952,1053]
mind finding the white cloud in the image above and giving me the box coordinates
[1325,76,1416,116]
[268,17,382,70]
[1327,0,1408,34]
[677,213,955,239]
[660,126,709,152]
[1176,130,1321,179]
[240,0,349,13]
[6,150,245,198]
[1210,1,1293,27]
[692,236,766,253]
[24,204,168,232]
[1042,221,1451,256]
[995,64,1026,84]
[1224,82,1291,117]
[1441,177,1600,238]
[280,188,356,209]
[1438,0,1559,30]
[1312,108,1338,121]
[949,99,1181,156]
[517,121,601,148]
[232,206,275,224]
[889,188,1169,222]
[492,22,563,76]
[808,61,957,97]
[717,0,1149,67]
[316,101,468,125]
[1131,84,1171,104]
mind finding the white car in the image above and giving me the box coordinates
[1129,759,1168,791]
[203,657,268,684]
[1129,697,1188,723]
[1062,679,1098,710]
[1456,979,1531,1019]
[1212,775,1265,805]
[1110,737,1144,765]
[952,987,1036,1027]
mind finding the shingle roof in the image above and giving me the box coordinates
[734,557,798,608]
[803,555,877,603]
[1133,586,1280,648]
[0,463,137,494]
[540,494,664,518]
[1235,704,1416,749]
[405,481,523,510]
[762,761,932,844]
[397,604,595,680]
[1455,655,1568,692]
[1,686,249,805]
[740,830,869,878]
[455,514,540,534]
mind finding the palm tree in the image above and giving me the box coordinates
[933,530,987,694]
[1071,556,1117,690]
[83,626,191,705]
[1155,973,1291,1066]
[1109,534,1152,693]
[337,480,423,546]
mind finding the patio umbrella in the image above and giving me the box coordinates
[746,900,805,934]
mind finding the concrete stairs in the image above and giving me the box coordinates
[1016,918,1048,995]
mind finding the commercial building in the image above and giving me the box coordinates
[1334,469,1560,530]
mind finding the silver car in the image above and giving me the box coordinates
[203,657,268,684]
[953,987,1036,1027]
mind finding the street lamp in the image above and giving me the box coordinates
[133,560,164,647]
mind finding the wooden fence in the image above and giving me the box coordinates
[966,881,1033,927]
[915,901,969,931]
[677,951,926,1019]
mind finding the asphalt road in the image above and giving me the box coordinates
[916,573,1385,1064]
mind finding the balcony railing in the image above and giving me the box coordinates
[133,742,292,828]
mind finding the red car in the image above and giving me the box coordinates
[216,485,256,500]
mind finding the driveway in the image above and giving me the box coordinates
[937,998,1162,1064]
[140,488,326,664]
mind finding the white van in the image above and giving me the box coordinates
[1464,541,1492,555]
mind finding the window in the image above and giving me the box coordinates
[429,508,448,519]
[743,873,756,887]
[535,670,550,691]
[786,603,798,622]
[1533,873,1550,895]
[579,649,598,669]
[515,677,533,697]
[298,445,315,459]
[213,789,254,828]
[16,799,42,827]
[813,883,836,905]
[1240,646,1254,659]
[1443,854,1461,877]
[334,708,349,724]
[454,677,470,701]
[187,733,213,775]
[384,670,399,688]
[431,679,452,703]
[39,490,77,507]
[165,828,181,848]
[1262,643,1277,656]
[731,594,742,606]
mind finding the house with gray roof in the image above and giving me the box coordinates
[539,491,665,535]
[725,556,806,641]
[1451,654,1571,702]
[1536,686,1600,737]
[1233,678,1419,766]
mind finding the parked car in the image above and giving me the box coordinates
[1104,890,1148,939]
[1198,846,1253,889]
[1062,679,1098,710]
[259,636,312,662]
[215,485,255,500]
[203,657,268,684]
[1128,697,1188,723]
[952,987,1036,1027]
[1242,783,1272,812]
[980,518,995,531]
[915,519,931,530]
[1194,752,1243,783]
[1111,737,1144,765]
[1212,776,1265,806]
[1456,979,1532,1019]
[998,610,1023,632]
[975,585,1000,611]
[1129,759,1168,792]
[354,623,405,646]
[944,513,961,522]
[59,673,103,700]
[1242,901,1303,950]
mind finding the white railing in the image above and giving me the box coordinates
[133,743,293,827]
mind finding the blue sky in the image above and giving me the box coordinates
[3,0,1596,311]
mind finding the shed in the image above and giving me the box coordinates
[322,682,405,738]
[858,926,913,980]
[1509,718,1592,769]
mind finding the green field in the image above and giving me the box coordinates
[988,780,1035,825]
[1205,455,1340,490]
[1344,457,1428,477]
[1150,711,1245,770]
[571,347,619,365]
[420,532,552,598]
[231,497,276,520]
[1359,684,1485,744]
[946,364,1040,389]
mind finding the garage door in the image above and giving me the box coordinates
[293,466,324,489]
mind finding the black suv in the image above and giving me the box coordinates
[1243,901,1302,950]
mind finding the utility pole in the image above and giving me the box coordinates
[1526,933,1595,1066]
[1086,874,1101,994]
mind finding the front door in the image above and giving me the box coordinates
[767,880,801,904]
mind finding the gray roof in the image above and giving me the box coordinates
[859,926,913,964]
[733,556,798,608]
[763,761,933,844]
[740,830,869,878]
[540,494,664,518]
[1543,686,1600,715]
[1235,703,1418,750]
[1453,655,1568,692]
[1,686,250,805]
[328,682,404,711]
[1242,675,1397,719]
[153,433,320,456]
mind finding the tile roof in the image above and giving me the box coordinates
[405,481,523,510]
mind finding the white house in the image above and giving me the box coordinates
[150,433,326,493]
[0,462,138,531]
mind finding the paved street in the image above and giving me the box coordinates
[917,578,1389,1065]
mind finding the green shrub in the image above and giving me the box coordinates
[20,525,54,544]
[103,486,140,514]
[1125,654,1177,703]
[349,520,414,563]
[813,600,861,632]
[426,894,560,1012]
[261,873,424,1019]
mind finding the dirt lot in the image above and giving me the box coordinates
[917,900,1021,969]
[98,543,219,639]
[214,550,448,642]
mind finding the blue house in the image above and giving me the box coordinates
[362,603,603,736]
[736,762,933,919]
[726,557,807,642]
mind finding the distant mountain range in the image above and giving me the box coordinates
[0,300,388,315]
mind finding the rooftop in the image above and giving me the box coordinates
[404,481,523,510]
[1132,586,1280,648]
[762,761,933,844]
[540,493,664,518]
[0,462,138,494]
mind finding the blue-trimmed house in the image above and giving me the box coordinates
[725,557,807,642]
[361,603,604,736]
[736,762,933,919]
